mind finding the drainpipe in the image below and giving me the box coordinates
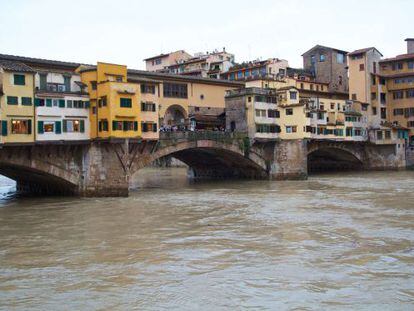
[33,72,36,142]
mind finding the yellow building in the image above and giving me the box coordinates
[78,62,159,140]
[0,60,35,143]
[128,69,243,129]
[377,46,414,143]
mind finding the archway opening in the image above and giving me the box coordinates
[163,105,188,130]
[308,147,363,173]
[0,164,78,196]
[169,147,267,180]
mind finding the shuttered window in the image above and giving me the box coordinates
[7,96,18,105]
[13,74,25,85]
[55,121,62,134]
[22,97,32,106]
[120,98,132,108]
[59,99,65,108]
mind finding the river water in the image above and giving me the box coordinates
[0,169,413,310]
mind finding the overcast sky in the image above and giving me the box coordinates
[0,0,413,69]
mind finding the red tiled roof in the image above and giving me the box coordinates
[379,53,414,63]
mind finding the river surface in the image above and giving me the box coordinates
[0,169,413,310]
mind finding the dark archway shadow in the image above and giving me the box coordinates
[308,147,364,173]
[0,164,78,195]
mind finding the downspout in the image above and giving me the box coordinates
[33,72,36,142]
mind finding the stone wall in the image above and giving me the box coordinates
[270,139,308,180]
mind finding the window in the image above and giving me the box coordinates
[393,91,404,99]
[359,64,365,71]
[408,121,414,128]
[67,100,73,108]
[394,108,404,116]
[255,109,266,117]
[99,120,109,131]
[13,74,25,85]
[376,131,383,140]
[141,102,156,112]
[385,130,391,139]
[112,120,138,131]
[352,94,357,100]
[406,90,414,98]
[142,122,158,132]
[7,96,18,105]
[285,126,297,133]
[120,98,132,108]
[248,97,252,102]
[300,83,304,89]
[398,63,403,70]
[11,119,31,134]
[141,84,156,94]
[98,96,107,107]
[21,97,32,106]
[286,108,293,115]
[337,53,344,64]
[310,84,314,90]
[319,54,326,62]
[408,62,414,69]
[289,91,297,100]
[256,124,280,133]
[372,107,377,115]
[330,103,335,110]
[237,71,243,79]
[155,58,162,65]
[53,99,58,107]
[268,110,279,118]
[116,76,123,82]
[91,81,97,90]
[73,100,85,108]
[371,92,376,100]
[163,83,188,98]
[63,119,84,133]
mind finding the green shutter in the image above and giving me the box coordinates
[38,121,44,134]
[55,121,62,134]
[22,97,32,106]
[59,99,65,108]
[123,121,128,131]
[27,120,32,135]
[1,121,7,136]
[62,120,67,132]
[112,120,117,131]
[14,74,25,85]
[46,99,52,107]
[133,121,138,131]
[153,123,157,132]
[80,120,85,133]
[7,96,18,105]
[34,98,41,106]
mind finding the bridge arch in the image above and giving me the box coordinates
[130,138,269,180]
[0,145,81,195]
[307,142,365,173]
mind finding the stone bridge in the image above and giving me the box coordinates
[0,132,406,196]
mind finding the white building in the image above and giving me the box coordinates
[34,72,90,141]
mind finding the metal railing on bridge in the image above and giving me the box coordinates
[159,131,248,144]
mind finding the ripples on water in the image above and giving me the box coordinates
[0,169,414,310]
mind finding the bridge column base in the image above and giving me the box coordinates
[79,142,130,197]
[269,139,308,180]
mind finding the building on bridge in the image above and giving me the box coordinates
[0,60,36,143]
[225,88,280,141]
[348,39,413,145]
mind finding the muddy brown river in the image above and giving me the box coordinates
[0,169,413,310]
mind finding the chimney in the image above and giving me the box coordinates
[405,38,414,54]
